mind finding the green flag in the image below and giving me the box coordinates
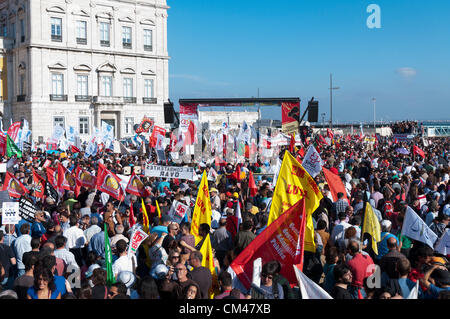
[6,134,22,158]
[104,223,115,286]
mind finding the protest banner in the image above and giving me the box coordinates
[168,200,189,224]
[127,228,149,257]
[144,164,194,181]
[19,196,37,222]
[2,202,21,225]
[301,145,324,178]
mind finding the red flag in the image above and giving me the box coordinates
[96,163,125,201]
[184,121,197,146]
[129,202,136,228]
[150,126,167,148]
[318,134,327,145]
[7,121,21,142]
[2,172,29,198]
[413,145,425,159]
[322,167,349,204]
[125,172,145,197]
[230,198,306,290]
[298,147,305,158]
[32,169,46,199]
[57,163,76,192]
[46,167,58,189]
[75,166,97,190]
[248,171,258,197]
[327,128,334,139]
[235,164,241,182]
[71,145,80,153]
[222,134,227,158]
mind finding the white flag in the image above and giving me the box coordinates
[52,125,65,142]
[407,280,419,299]
[294,265,333,299]
[401,206,438,249]
[434,229,450,256]
[302,145,324,178]
[252,258,262,288]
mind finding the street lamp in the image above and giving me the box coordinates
[372,98,376,131]
[321,113,326,133]
[329,73,340,129]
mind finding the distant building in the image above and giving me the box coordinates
[198,110,259,130]
[0,0,169,142]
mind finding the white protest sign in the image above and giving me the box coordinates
[127,228,149,257]
[0,163,6,173]
[168,200,189,224]
[145,164,194,181]
[2,202,21,225]
[302,145,324,178]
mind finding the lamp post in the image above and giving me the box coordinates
[372,98,376,131]
[329,74,340,129]
[321,113,326,133]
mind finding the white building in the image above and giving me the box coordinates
[0,0,170,142]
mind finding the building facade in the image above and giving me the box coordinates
[0,0,169,142]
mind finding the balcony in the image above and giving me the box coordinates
[17,95,26,102]
[144,45,152,52]
[123,97,137,104]
[100,40,110,47]
[49,94,67,101]
[143,97,157,104]
[123,42,132,49]
[76,38,87,45]
[92,96,124,105]
[51,34,62,42]
[75,95,92,102]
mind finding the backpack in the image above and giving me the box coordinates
[383,201,394,218]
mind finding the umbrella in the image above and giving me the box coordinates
[396,147,410,155]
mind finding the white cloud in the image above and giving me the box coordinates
[396,67,417,79]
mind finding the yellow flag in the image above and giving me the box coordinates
[141,198,150,234]
[362,202,381,255]
[199,233,219,299]
[191,172,212,245]
[156,199,162,219]
[268,151,323,252]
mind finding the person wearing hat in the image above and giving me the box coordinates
[376,220,398,262]
[210,188,221,211]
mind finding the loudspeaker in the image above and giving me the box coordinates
[164,101,175,124]
[308,101,319,123]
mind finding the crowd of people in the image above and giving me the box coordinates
[390,121,418,134]
[0,125,449,300]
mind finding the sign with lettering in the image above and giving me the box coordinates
[18,197,37,222]
[2,202,20,224]
[168,200,189,224]
[144,164,194,181]
[127,229,149,257]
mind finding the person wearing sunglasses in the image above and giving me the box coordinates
[249,262,284,299]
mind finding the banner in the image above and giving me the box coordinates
[199,233,219,298]
[45,181,59,203]
[104,223,115,286]
[434,229,450,256]
[125,172,145,197]
[75,167,97,189]
[127,228,149,257]
[362,202,381,255]
[7,121,21,143]
[268,151,323,253]
[281,102,300,135]
[135,117,154,134]
[144,164,194,181]
[401,206,438,249]
[2,202,21,225]
[230,198,306,290]
[322,167,349,203]
[32,169,46,199]
[191,172,212,245]
[6,134,22,158]
[302,145,324,178]
[46,167,58,189]
[57,163,76,192]
[2,172,29,198]
[168,200,189,224]
[150,126,167,148]
[19,196,37,222]
[0,133,6,156]
[294,266,333,299]
[52,125,65,142]
[97,164,125,201]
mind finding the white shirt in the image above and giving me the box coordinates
[112,254,136,277]
[63,226,87,249]
[330,221,352,245]
[54,248,78,268]
[84,224,102,243]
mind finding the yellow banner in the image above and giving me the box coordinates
[199,233,219,299]
[268,151,323,252]
[191,172,212,245]
[141,198,150,234]
[362,202,381,255]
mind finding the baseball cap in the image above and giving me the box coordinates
[85,264,101,278]
[150,264,169,280]
[117,271,136,288]
[210,188,218,193]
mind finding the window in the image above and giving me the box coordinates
[51,17,62,42]
[76,75,89,101]
[52,73,64,95]
[1,22,6,37]
[125,117,134,135]
[76,21,87,44]
[123,78,133,97]
[100,75,112,96]
[11,22,15,42]
[79,117,89,135]
[144,79,154,98]
[143,29,152,51]
[19,74,25,95]
[122,26,132,48]
[54,117,65,128]
[100,22,110,46]
[19,19,25,42]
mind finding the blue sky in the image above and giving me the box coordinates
[167,0,450,123]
